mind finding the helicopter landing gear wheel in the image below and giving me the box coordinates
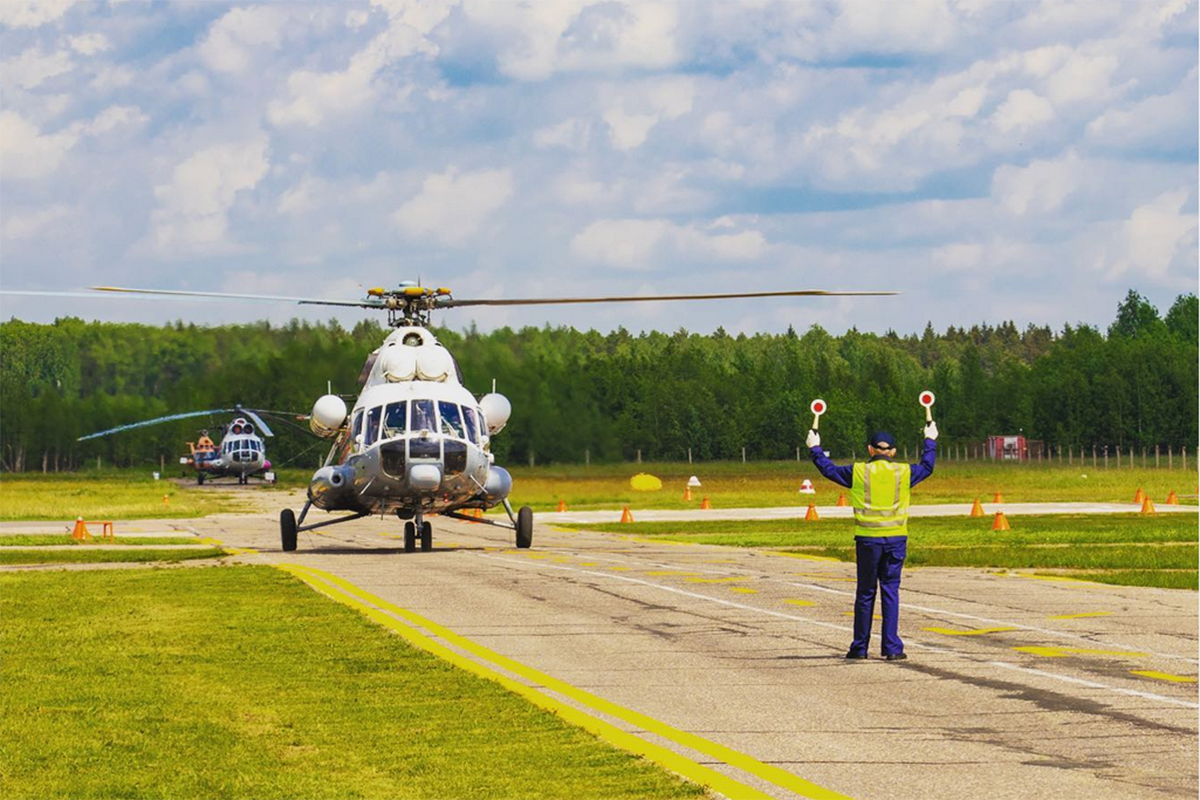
[515,506,533,549]
[280,508,297,552]
[197,472,205,486]
[420,522,432,552]
[403,521,416,553]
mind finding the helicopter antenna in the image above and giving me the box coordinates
[492,378,497,393]
[328,380,332,395]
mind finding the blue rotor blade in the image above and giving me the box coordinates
[240,409,274,437]
[77,409,233,441]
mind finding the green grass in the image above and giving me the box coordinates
[564,514,1199,591]
[0,472,252,521]
[0,535,199,546]
[0,547,227,565]
[506,459,1198,511]
[0,566,704,800]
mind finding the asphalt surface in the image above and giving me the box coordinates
[4,506,1197,800]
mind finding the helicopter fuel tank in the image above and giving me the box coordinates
[310,395,348,438]
[479,393,511,434]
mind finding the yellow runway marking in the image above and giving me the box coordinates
[550,557,572,563]
[922,626,1019,636]
[224,547,257,555]
[730,587,758,594]
[606,566,631,572]
[783,599,816,607]
[645,571,702,577]
[686,576,751,584]
[279,564,851,800]
[577,562,599,566]
[766,551,840,562]
[523,553,552,560]
[699,559,738,564]
[1048,612,1112,619]
[1014,646,1147,659]
[1131,670,1197,683]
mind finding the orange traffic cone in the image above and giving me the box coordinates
[970,498,984,517]
[71,517,92,542]
[1140,497,1156,515]
[620,506,634,523]
[683,486,692,501]
[992,492,1004,503]
[835,492,848,507]
[1166,490,1179,505]
[556,499,567,512]
[991,512,1010,531]
[805,503,819,521]
[700,496,712,510]
[1132,487,1145,504]
[163,494,170,506]
[472,508,484,523]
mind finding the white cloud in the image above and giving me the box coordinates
[83,105,147,136]
[1086,69,1198,151]
[67,32,110,56]
[992,152,1082,216]
[197,6,288,74]
[0,112,78,180]
[3,46,73,90]
[393,168,513,245]
[533,118,591,150]
[1,204,70,240]
[1100,190,1197,280]
[0,0,77,28]
[991,89,1056,133]
[571,218,766,269]
[142,134,270,256]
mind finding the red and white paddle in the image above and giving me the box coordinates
[810,398,827,430]
[919,390,936,423]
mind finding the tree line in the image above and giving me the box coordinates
[1,290,1195,471]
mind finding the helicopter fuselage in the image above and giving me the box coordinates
[306,327,509,519]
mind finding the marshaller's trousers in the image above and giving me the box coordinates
[850,535,908,656]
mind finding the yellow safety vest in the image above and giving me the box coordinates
[849,460,912,537]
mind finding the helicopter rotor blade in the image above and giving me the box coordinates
[437,289,899,308]
[77,409,233,441]
[88,286,376,308]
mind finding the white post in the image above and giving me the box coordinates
[742,447,746,463]
[687,447,692,464]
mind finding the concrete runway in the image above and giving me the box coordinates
[7,505,1197,799]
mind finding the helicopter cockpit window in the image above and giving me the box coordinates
[462,406,480,445]
[439,401,466,440]
[365,406,383,447]
[382,401,408,440]
[351,410,363,441]
[411,399,436,432]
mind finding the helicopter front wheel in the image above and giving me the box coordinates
[515,507,533,549]
[280,509,297,552]
[403,521,416,553]
[420,521,433,552]
[197,472,205,486]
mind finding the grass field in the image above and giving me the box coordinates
[0,472,252,521]
[502,459,1198,512]
[0,535,199,546]
[564,514,1200,590]
[0,547,227,566]
[0,566,704,800]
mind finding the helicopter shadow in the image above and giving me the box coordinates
[290,544,492,556]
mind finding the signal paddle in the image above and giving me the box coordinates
[810,398,827,430]
[918,390,936,423]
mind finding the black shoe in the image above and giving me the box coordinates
[885,653,907,661]
[845,650,868,659]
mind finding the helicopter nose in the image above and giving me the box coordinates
[408,464,441,491]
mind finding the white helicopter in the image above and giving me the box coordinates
[67,282,898,552]
[78,407,284,485]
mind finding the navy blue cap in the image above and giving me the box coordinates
[869,431,897,449]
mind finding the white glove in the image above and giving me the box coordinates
[806,429,821,448]
[924,421,939,441]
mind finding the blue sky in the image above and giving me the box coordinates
[1,0,1196,336]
